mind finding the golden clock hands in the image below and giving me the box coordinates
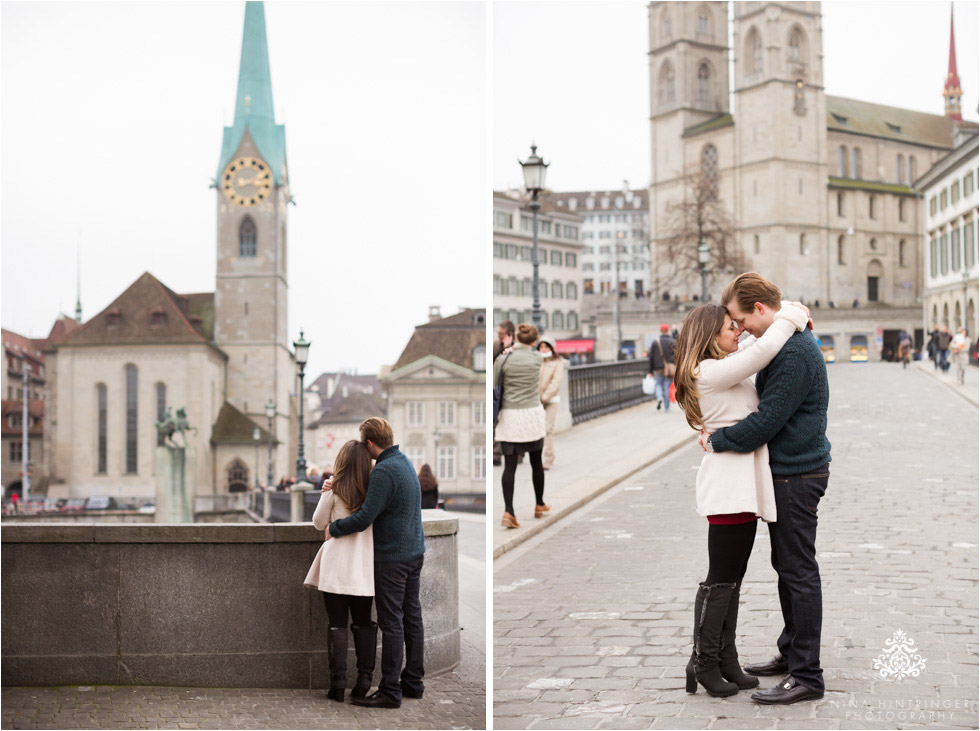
[237,175,270,188]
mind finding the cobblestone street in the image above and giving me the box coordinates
[494,363,979,730]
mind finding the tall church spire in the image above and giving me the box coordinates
[75,241,82,323]
[216,1,287,185]
[943,3,963,121]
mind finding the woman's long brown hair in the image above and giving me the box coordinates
[673,304,729,432]
[418,463,438,492]
[331,440,372,512]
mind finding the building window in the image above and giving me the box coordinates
[495,211,512,228]
[908,156,916,184]
[799,234,807,255]
[125,364,138,474]
[899,198,905,222]
[952,180,960,204]
[407,401,424,426]
[437,446,456,481]
[404,447,424,471]
[748,28,762,77]
[965,171,975,196]
[227,459,249,492]
[838,146,847,177]
[156,383,166,446]
[471,344,486,373]
[941,232,949,274]
[472,400,486,425]
[868,195,875,219]
[438,401,456,427]
[697,8,710,35]
[852,148,862,179]
[930,236,937,278]
[565,252,577,267]
[940,189,947,210]
[701,144,719,200]
[930,196,937,215]
[965,218,976,270]
[567,311,579,330]
[472,446,486,480]
[788,29,803,62]
[697,64,710,104]
[551,281,563,299]
[899,239,907,268]
[550,250,562,266]
[239,217,257,258]
[754,234,761,254]
[837,192,844,216]
[553,311,565,329]
[869,237,877,251]
[658,61,675,106]
[10,441,23,462]
[661,9,671,39]
[566,282,578,300]
[837,235,846,265]
[97,383,107,473]
[896,154,904,184]
[952,226,961,271]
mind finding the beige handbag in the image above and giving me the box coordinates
[657,339,676,378]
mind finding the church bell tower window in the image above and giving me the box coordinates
[239,217,257,258]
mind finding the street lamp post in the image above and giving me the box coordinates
[293,330,310,481]
[698,238,711,302]
[21,364,31,503]
[520,143,550,334]
[252,426,260,511]
[963,270,971,333]
[265,398,276,489]
[614,231,623,360]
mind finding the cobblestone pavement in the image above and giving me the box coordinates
[494,363,979,730]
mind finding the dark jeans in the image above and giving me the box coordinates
[939,349,950,372]
[321,592,373,628]
[374,556,425,701]
[769,465,829,691]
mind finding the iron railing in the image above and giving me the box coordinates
[568,359,655,424]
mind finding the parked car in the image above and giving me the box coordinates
[85,496,117,511]
[138,503,156,514]
[63,498,87,512]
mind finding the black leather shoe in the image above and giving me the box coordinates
[350,690,401,709]
[751,676,824,705]
[400,683,424,699]
[744,654,789,676]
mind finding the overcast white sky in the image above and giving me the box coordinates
[1,1,486,377]
[494,1,980,192]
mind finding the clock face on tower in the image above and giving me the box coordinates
[221,157,272,207]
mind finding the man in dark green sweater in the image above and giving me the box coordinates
[703,273,831,705]
[328,417,426,708]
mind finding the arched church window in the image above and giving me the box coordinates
[838,235,846,265]
[754,235,760,254]
[852,148,862,179]
[788,31,802,62]
[908,156,917,184]
[659,62,675,106]
[799,234,807,256]
[697,8,710,36]
[239,217,257,258]
[701,144,719,201]
[899,239,907,267]
[472,344,486,372]
[125,364,138,474]
[661,10,671,40]
[697,64,710,104]
[97,383,107,474]
[838,146,848,177]
[747,28,762,77]
[896,154,905,184]
[227,459,249,492]
[156,382,166,447]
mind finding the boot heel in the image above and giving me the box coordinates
[686,672,697,694]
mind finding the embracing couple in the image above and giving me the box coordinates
[303,417,426,709]
[673,272,831,705]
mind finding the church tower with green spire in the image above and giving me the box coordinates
[214,1,293,463]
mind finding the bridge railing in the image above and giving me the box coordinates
[568,359,655,425]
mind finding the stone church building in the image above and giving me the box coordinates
[648,1,977,313]
[44,2,299,500]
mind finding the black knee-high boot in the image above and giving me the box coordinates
[685,582,739,697]
[718,585,759,689]
[350,622,378,699]
[326,626,348,702]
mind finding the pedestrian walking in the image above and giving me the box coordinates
[418,463,439,509]
[305,441,377,703]
[537,336,564,471]
[936,325,953,373]
[927,326,940,369]
[494,323,548,529]
[648,323,676,412]
[950,327,969,385]
[493,320,517,467]
[673,300,810,698]
[897,329,912,369]
[701,273,832,705]
[11,491,19,514]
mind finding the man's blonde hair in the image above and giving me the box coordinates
[359,417,394,449]
[721,272,781,313]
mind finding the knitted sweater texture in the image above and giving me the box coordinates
[328,445,426,563]
[710,330,831,475]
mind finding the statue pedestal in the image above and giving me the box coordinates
[290,481,313,522]
[155,446,197,523]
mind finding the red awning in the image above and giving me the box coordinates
[555,339,594,354]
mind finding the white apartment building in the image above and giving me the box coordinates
[550,188,651,298]
[492,191,584,337]
[918,132,978,336]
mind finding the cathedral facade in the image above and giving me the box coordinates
[44,2,298,499]
[648,2,977,311]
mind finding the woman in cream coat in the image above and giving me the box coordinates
[537,336,564,470]
[304,440,377,703]
[673,301,809,698]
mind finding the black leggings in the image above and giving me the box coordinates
[322,591,373,628]
[501,449,545,515]
[705,520,757,585]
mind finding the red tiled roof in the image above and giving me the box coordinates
[392,308,486,371]
[2,329,46,363]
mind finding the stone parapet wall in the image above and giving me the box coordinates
[1,513,458,688]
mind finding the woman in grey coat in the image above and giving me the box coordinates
[494,323,548,528]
